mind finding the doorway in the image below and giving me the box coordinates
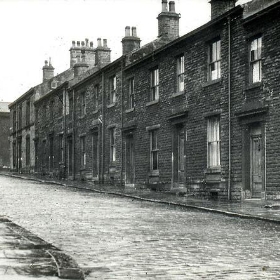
[125,133,135,185]
[250,124,263,198]
[173,126,185,187]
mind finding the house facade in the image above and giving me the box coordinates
[0,102,10,168]
[10,0,280,200]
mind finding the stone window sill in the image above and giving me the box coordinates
[202,78,222,88]
[146,99,159,107]
[149,170,159,177]
[171,91,184,98]
[245,82,262,91]
[125,108,135,113]
[107,102,116,109]
[204,166,221,174]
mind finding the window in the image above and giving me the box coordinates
[50,100,54,120]
[250,36,262,83]
[26,99,30,126]
[150,130,159,171]
[69,95,73,118]
[207,116,220,168]
[26,136,30,166]
[109,76,116,104]
[58,94,63,116]
[110,128,116,163]
[59,134,64,163]
[150,68,159,101]
[128,77,135,109]
[208,39,221,81]
[93,84,99,111]
[13,110,16,131]
[35,108,39,125]
[43,104,47,121]
[81,92,86,116]
[18,104,22,129]
[80,136,86,168]
[177,55,184,92]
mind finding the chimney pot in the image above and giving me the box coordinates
[85,38,89,47]
[81,41,85,47]
[90,41,93,48]
[49,57,52,66]
[162,0,168,12]
[103,39,107,48]
[132,26,137,37]
[44,60,48,66]
[125,26,131,37]
[169,1,175,12]
[77,41,80,47]
[72,40,76,47]
[97,38,101,47]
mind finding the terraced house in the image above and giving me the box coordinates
[10,0,280,200]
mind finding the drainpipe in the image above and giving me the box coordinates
[120,58,124,187]
[101,72,105,183]
[73,89,76,180]
[227,16,232,200]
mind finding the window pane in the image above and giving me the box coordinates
[252,62,260,83]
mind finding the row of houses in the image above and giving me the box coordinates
[9,0,280,200]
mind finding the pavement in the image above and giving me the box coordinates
[1,171,280,279]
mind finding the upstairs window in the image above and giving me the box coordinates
[208,39,221,81]
[128,77,135,109]
[69,95,73,118]
[110,128,116,163]
[150,67,159,101]
[18,104,22,129]
[207,116,220,168]
[58,94,63,116]
[177,55,184,92]
[80,92,86,116]
[150,129,159,171]
[250,36,262,83]
[49,100,54,120]
[109,75,116,104]
[13,110,16,131]
[26,99,30,126]
[93,84,99,111]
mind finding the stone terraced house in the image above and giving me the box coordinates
[10,0,280,200]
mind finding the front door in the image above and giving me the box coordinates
[173,126,185,187]
[125,134,135,184]
[250,125,263,198]
[92,132,98,178]
[68,137,73,177]
[178,127,185,184]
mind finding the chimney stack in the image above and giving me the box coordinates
[95,38,111,68]
[157,0,180,40]
[121,26,141,55]
[70,39,96,68]
[210,0,236,19]
[73,49,89,77]
[42,58,54,82]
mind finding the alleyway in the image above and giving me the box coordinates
[0,176,280,279]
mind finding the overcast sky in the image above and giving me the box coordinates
[0,0,249,103]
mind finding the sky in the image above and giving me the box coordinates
[0,0,249,103]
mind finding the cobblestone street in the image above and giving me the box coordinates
[0,176,280,279]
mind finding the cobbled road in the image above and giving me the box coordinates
[0,176,280,279]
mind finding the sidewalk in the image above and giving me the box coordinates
[0,212,84,279]
[2,172,280,224]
